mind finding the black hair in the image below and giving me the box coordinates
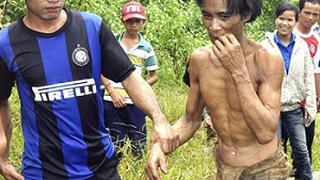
[299,0,320,11]
[275,2,299,21]
[195,0,263,22]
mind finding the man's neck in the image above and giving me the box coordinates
[237,33,252,56]
[296,22,311,35]
[121,32,139,50]
[278,33,292,46]
[23,10,67,34]
[123,32,139,40]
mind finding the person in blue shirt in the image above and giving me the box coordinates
[261,2,316,179]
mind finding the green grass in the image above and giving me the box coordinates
[3,82,320,180]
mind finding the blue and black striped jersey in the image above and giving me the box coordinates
[0,9,135,180]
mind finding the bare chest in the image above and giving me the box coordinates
[198,58,260,111]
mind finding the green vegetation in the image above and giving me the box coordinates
[1,0,320,179]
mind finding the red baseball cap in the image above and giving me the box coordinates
[121,2,146,21]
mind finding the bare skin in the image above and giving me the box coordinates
[0,100,23,180]
[194,40,282,166]
[146,0,284,179]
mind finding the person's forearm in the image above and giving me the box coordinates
[122,73,163,123]
[101,75,114,93]
[233,73,279,144]
[146,72,158,86]
[146,76,158,86]
[0,99,12,162]
[304,60,317,120]
[172,115,201,146]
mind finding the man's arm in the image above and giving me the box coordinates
[172,50,206,145]
[146,49,206,180]
[0,99,11,166]
[146,70,158,86]
[0,99,23,180]
[303,50,317,124]
[242,50,283,144]
[101,75,126,108]
[212,34,283,144]
[121,72,178,153]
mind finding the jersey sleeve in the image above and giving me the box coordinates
[99,22,135,82]
[0,58,14,99]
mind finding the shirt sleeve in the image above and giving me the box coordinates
[144,44,159,71]
[99,22,135,82]
[304,48,317,125]
[0,58,14,99]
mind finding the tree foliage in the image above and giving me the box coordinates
[0,0,298,83]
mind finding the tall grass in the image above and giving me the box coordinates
[4,81,320,180]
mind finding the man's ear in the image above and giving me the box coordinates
[243,12,252,22]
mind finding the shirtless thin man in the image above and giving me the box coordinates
[146,0,288,179]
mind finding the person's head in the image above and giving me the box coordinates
[195,0,263,42]
[25,0,65,21]
[298,0,320,29]
[196,0,263,23]
[121,1,146,36]
[275,2,299,37]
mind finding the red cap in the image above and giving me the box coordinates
[121,2,146,21]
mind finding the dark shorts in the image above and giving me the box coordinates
[215,144,288,180]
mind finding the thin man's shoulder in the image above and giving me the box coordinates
[255,44,284,72]
[190,45,213,62]
[256,43,281,62]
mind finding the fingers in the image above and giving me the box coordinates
[225,34,239,45]
[146,143,166,180]
[149,160,161,180]
[218,35,232,47]
[304,111,311,124]
[7,173,24,180]
[112,96,126,108]
[160,129,179,154]
[212,43,222,59]
[112,101,120,108]
[213,39,226,54]
[159,155,168,174]
[1,164,24,180]
[213,34,239,52]
[304,110,307,120]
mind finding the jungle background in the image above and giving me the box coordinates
[0,0,319,179]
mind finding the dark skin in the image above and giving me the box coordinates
[0,99,23,180]
[0,1,177,179]
[146,0,284,179]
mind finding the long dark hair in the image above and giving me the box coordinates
[195,0,263,22]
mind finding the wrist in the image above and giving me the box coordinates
[106,85,115,93]
[152,114,166,125]
[232,71,251,86]
[0,159,8,172]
